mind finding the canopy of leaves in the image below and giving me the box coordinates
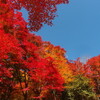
[61,75,96,100]
[42,42,73,85]
[6,0,69,31]
[0,2,65,99]
[87,56,100,94]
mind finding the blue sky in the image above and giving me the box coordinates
[22,0,100,60]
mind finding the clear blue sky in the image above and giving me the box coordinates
[22,0,100,60]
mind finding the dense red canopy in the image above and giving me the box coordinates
[3,0,69,31]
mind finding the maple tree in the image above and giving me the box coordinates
[87,55,100,95]
[68,58,93,77]
[0,0,69,100]
[41,42,73,85]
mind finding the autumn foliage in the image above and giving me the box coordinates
[0,0,99,100]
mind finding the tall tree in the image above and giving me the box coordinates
[0,0,68,99]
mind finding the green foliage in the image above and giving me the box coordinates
[61,75,96,100]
